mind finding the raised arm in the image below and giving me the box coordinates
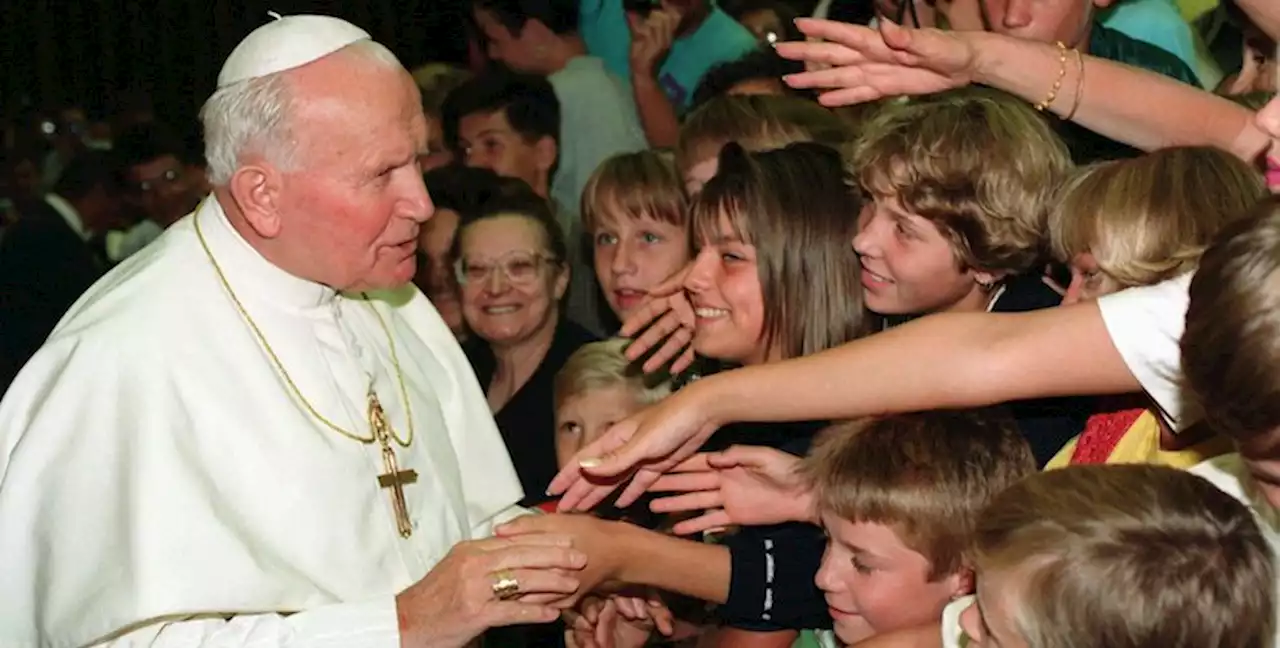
[965,30,1267,160]
[776,19,1269,161]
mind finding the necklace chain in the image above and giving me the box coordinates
[194,210,414,447]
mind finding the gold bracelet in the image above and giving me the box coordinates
[1034,41,1069,112]
[1064,47,1085,121]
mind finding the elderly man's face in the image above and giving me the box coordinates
[275,56,433,291]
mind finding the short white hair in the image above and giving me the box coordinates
[200,39,403,185]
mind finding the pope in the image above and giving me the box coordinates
[0,14,584,648]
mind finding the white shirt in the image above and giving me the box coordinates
[0,197,525,647]
[105,218,164,262]
[1096,273,1199,430]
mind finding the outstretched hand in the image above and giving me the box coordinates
[774,18,978,106]
[649,445,815,536]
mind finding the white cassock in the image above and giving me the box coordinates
[0,197,526,647]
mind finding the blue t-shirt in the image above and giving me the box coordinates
[579,0,758,110]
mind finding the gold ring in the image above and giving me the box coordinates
[491,571,520,601]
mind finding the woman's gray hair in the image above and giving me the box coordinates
[200,39,403,185]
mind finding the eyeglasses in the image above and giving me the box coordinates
[454,250,558,286]
[133,168,182,194]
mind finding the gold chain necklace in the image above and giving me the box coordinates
[193,211,414,447]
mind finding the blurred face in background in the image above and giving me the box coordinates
[415,206,466,336]
[127,154,198,227]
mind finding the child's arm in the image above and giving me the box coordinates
[555,289,1168,510]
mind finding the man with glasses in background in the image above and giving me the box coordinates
[105,123,201,263]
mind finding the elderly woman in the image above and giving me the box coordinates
[454,187,598,507]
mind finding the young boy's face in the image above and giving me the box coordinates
[816,512,968,645]
[959,570,1028,648]
[592,214,690,321]
[852,197,994,316]
[555,385,646,468]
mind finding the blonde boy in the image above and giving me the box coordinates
[1047,146,1265,304]
[554,338,672,469]
[804,409,1036,646]
[959,464,1274,648]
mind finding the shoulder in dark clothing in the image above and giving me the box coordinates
[469,319,600,508]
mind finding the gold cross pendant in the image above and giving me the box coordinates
[369,391,417,538]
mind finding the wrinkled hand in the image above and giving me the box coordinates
[649,445,814,536]
[621,263,695,374]
[774,18,977,106]
[396,534,586,648]
[627,2,681,80]
[548,381,722,512]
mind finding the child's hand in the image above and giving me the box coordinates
[566,592,672,648]
[621,263,696,374]
[648,445,815,535]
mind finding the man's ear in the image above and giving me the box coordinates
[1093,0,1115,8]
[534,135,558,175]
[228,162,285,238]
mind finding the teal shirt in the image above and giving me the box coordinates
[1099,0,1221,88]
[1088,23,1199,87]
[579,0,759,109]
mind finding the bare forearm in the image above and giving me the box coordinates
[968,32,1268,161]
[632,75,681,148]
[697,304,1140,427]
[618,526,730,604]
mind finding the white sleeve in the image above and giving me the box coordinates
[1096,273,1199,431]
[95,599,399,648]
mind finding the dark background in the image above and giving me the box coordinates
[0,0,472,123]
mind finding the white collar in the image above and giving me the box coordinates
[194,195,338,314]
[44,194,90,241]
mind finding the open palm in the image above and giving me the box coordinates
[648,446,814,536]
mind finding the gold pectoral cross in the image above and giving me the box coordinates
[369,390,417,538]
